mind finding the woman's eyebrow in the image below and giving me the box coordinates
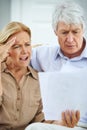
[11,43,20,47]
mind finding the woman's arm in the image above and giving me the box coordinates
[0,38,15,97]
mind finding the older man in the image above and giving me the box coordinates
[28,1,87,130]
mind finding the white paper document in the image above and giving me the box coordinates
[38,70,87,122]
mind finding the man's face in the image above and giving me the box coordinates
[55,22,84,58]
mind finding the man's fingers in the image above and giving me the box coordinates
[62,111,67,126]
[62,110,72,127]
[64,110,73,127]
[71,110,78,127]
[76,110,80,122]
[61,110,80,128]
[70,110,80,127]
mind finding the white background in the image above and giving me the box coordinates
[10,0,87,45]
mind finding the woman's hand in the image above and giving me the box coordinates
[53,110,80,128]
[0,37,16,96]
[0,37,16,63]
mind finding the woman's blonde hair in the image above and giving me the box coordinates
[0,21,31,45]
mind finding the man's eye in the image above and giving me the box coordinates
[25,43,31,46]
[61,31,69,34]
[62,32,68,34]
[73,31,78,34]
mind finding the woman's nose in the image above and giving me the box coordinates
[21,46,27,53]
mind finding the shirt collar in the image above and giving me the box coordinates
[81,38,87,58]
[27,66,38,80]
[1,62,38,80]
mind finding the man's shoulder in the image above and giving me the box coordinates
[32,44,59,55]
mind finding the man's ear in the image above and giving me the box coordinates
[54,30,58,36]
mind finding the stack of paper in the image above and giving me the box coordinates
[39,70,87,128]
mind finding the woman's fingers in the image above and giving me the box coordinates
[0,37,16,62]
[5,37,16,50]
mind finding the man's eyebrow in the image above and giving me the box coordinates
[25,41,31,43]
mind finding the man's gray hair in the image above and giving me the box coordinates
[52,1,85,32]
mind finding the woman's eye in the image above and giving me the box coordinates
[12,45,20,49]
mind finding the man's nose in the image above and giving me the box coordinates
[66,33,74,42]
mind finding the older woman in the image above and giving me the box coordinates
[0,22,45,130]
[0,22,80,130]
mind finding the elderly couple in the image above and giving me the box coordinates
[0,1,87,130]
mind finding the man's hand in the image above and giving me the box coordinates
[61,110,80,127]
[53,110,80,128]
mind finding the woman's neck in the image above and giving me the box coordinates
[7,65,28,82]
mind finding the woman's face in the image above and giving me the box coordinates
[7,31,31,69]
